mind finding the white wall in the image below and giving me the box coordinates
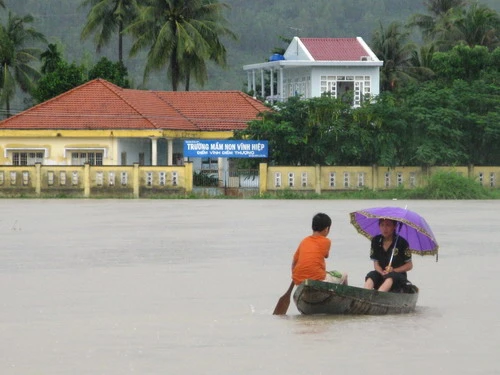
[310,66,380,97]
[117,138,152,165]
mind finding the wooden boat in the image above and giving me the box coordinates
[293,279,419,315]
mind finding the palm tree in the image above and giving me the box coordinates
[409,44,436,82]
[126,0,236,91]
[409,0,468,44]
[0,12,46,117]
[451,3,500,50]
[80,0,139,62]
[40,43,63,74]
[371,21,416,91]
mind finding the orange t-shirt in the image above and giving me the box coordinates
[292,235,331,285]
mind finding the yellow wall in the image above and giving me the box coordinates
[260,164,497,194]
[0,130,235,166]
[0,137,117,165]
[0,163,192,198]
[267,166,318,190]
[467,166,500,187]
[1,163,499,198]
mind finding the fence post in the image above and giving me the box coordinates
[133,163,140,198]
[84,163,90,198]
[315,164,321,194]
[259,163,268,195]
[468,164,474,179]
[184,162,193,194]
[35,163,42,196]
[372,164,378,191]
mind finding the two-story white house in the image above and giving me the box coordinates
[243,36,383,106]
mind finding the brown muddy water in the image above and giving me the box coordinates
[0,199,498,375]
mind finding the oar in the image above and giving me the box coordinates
[272,281,295,315]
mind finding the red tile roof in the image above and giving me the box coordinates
[0,79,269,131]
[300,38,371,61]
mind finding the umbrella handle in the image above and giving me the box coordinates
[387,222,402,270]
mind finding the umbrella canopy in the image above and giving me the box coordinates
[350,206,439,259]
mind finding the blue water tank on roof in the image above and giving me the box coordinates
[269,54,285,61]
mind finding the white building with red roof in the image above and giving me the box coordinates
[0,79,269,168]
[243,36,382,106]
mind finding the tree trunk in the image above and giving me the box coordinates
[118,22,123,63]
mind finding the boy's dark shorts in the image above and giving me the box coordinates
[365,270,408,291]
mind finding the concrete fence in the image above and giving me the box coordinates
[258,164,500,194]
[0,163,192,198]
[0,163,498,198]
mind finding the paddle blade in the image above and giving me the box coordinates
[273,281,294,315]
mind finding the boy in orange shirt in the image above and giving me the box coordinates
[292,213,348,286]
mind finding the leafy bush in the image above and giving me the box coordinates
[407,171,492,199]
[193,172,219,187]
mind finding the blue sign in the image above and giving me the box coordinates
[183,140,268,158]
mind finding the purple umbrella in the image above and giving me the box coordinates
[350,206,439,259]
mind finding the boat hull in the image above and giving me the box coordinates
[293,279,419,315]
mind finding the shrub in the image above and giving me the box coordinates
[408,171,492,199]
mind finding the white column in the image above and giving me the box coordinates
[151,137,157,166]
[279,67,284,102]
[167,138,173,166]
[252,70,256,96]
[247,72,251,93]
[261,69,265,99]
[270,68,274,104]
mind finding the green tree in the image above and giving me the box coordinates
[409,0,468,44]
[88,56,130,87]
[235,96,372,166]
[371,21,416,91]
[80,0,139,62]
[449,3,500,50]
[40,43,63,74]
[409,44,437,82]
[0,12,46,117]
[431,44,493,81]
[32,61,86,103]
[127,0,236,91]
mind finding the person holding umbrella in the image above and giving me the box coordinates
[363,218,413,292]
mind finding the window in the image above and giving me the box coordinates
[329,172,336,188]
[274,172,281,188]
[385,172,391,187]
[397,172,404,186]
[409,172,416,187]
[343,172,350,188]
[71,152,103,165]
[12,152,44,166]
[357,172,365,187]
[201,158,218,171]
[301,172,308,187]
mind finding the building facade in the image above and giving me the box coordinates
[243,36,383,106]
[0,79,269,173]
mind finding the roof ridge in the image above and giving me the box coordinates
[97,80,163,129]
[237,92,269,113]
[152,91,202,131]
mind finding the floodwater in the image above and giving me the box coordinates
[0,199,498,375]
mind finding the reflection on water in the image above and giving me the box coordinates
[0,199,499,375]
